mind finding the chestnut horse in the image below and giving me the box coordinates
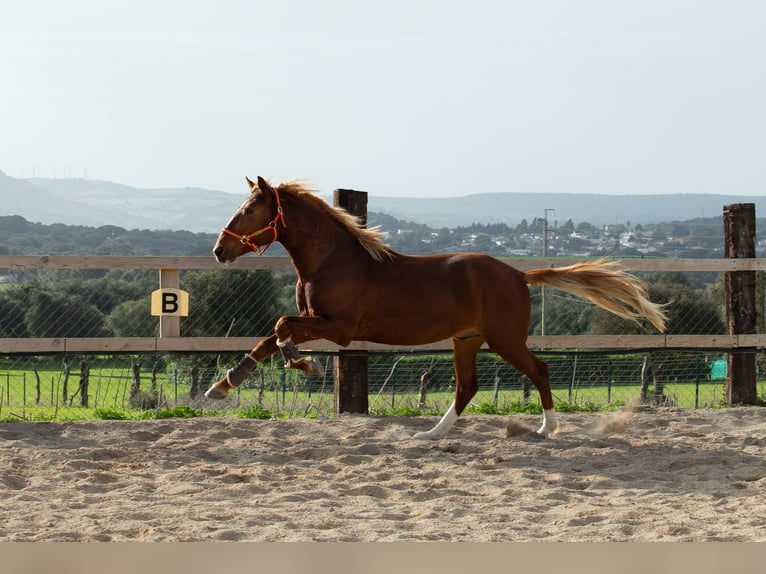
[206,176,666,439]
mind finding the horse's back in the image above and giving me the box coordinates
[379,251,529,311]
[392,251,526,288]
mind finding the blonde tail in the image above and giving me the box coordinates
[525,258,667,332]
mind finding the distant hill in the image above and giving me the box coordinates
[1,170,764,231]
[0,171,241,232]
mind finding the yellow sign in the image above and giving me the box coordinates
[151,289,189,317]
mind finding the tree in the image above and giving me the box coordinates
[182,269,286,337]
[529,291,594,336]
[565,236,592,253]
[469,233,494,253]
[0,289,27,337]
[575,221,598,234]
[528,218,544,235]
[107,299,158,337]
[434,228,453,250]
[60,275,153,315]
[24,291,110,338]
[586,273,725,335]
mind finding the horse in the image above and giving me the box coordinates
[206,176,667,439]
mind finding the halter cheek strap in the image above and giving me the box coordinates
[221,188,286,256]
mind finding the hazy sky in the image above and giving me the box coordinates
[1,0,764,197]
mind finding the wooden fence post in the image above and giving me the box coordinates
[190,366,201,399]
[159,268,181,337]
[62,359,70,404]
[79,359,90,408]
[418,370,431,410]
[33,367,41,405]
[130,359,141,403]
[333,189,369,414]
[723,203,758,405]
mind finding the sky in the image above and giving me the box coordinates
[1,0,765,198]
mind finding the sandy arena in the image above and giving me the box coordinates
[1,407,765,542]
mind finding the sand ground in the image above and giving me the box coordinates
[1,407,764,541]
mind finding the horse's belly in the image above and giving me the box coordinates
[354,298,474,346]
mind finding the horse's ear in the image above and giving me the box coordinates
[256,176,273,193]
[245,177,257,192]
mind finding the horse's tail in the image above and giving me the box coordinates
[524,258,667,332]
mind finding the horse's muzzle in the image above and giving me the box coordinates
[213,245,234,264]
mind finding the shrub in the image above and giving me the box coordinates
[237,404,274,419]
[94,408,130,420]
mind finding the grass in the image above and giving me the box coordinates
[0,357,761,423]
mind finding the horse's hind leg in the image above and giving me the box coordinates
[489,342,558,437]
[413,335,483,440]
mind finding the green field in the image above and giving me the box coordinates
[0,354,751,422]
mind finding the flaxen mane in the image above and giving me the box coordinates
[276,181,394,262]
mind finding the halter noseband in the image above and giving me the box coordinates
[220,187,286,256]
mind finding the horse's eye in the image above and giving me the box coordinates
[244,207,254,215]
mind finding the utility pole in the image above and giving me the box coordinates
[541,208,556,336]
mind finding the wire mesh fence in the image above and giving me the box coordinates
[0,267,298,339]
[0,267,735,340]
[2,350,761,422]
[1,257,764,422]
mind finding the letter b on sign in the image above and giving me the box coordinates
[151,289,189,316]
[162,292,179,314]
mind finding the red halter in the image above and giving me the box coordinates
[220,187,286,256]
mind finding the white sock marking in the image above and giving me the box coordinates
[537,408,559,437]
[412,400,459,440]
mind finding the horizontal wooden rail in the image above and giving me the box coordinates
[0,255,293,270]
[3,255,766,272]
[2,334,765,355]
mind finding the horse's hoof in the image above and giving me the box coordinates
[536,410,559,438]
[304,357,325,377]
[412,431,439,440]
[535,424,558,438]
[204,386,228,400]
[285,357,325,377]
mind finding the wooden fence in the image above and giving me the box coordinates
[2,254,766,354]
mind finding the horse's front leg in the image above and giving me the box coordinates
[204,335,279,399]
[274,314,353,377]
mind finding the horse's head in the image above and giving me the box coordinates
[213,176,286,263]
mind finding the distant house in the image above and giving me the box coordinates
[620,232,636,248]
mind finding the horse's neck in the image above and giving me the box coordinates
[279,199,361,279]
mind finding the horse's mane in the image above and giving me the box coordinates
[276,181,394,262]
